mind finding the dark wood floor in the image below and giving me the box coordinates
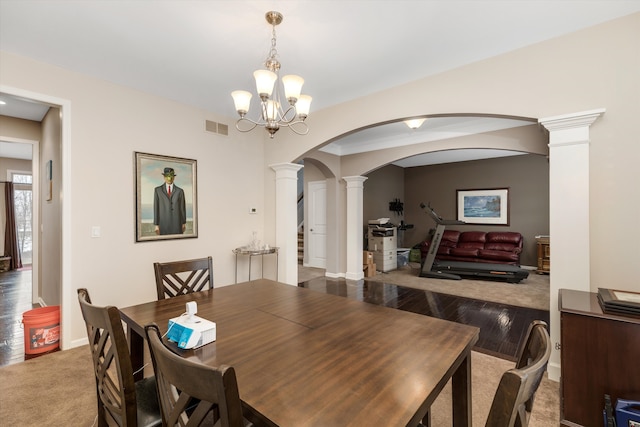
[0,268,48,367]
[299,276,549,362]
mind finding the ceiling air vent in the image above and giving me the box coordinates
[205,120,228,136]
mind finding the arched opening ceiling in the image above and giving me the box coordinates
[318,116,538,168]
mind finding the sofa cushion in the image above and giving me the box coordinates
[486,232,521,244]
[479,249,520,262]
[458,231,487,243]
[450,247,479,257]
[485,231,522,253]
[437,246,451,255]
[441,230,461,243]
[421,230,459,256]
[485,242,518,252]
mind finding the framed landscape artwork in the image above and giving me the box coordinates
[134,152,198,242]
[457,188,509,225]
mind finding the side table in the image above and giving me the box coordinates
[233,247,279,283]
[535,235,550,274]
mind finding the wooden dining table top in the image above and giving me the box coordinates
[119,279,479,427]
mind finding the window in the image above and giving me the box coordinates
[11,172,33,265]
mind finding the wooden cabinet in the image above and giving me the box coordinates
[368,226,397,272]
[536,236,550,274]
[559,289,640,427]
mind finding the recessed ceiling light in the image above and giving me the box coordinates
[404,118,426,130]
[0,100,7,105]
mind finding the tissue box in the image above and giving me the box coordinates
[616,399,640,427]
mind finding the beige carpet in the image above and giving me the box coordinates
[0,344,559,426]
[300,263,550,311]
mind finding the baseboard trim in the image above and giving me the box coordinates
[345,271,364,280]
[325,272,344,279]
[547,361,561,382]
[65,337,89,350]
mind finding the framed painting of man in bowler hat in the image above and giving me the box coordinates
[135,152,198,242]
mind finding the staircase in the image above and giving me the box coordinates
[298,230,304,264]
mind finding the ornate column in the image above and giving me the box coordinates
[270,162,304,286]
[539,108,604,382]
[343,176,368,280]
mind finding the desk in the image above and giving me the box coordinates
[120,280,479,427]
[232,247,278,283]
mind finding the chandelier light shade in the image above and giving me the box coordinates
[231,11,312,138]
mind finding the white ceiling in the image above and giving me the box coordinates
[320,116,535,167]
[0,96,48,160]
[1,1,639,164]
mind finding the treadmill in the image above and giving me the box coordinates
[419,203,529,283]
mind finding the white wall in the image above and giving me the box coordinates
[1,52,266,347]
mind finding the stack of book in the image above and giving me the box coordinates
[597,288,640,317]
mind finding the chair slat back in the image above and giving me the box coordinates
[77,288,138,426]
[154,257,214,300]
[144,324,247,427]
[485,320,551,427]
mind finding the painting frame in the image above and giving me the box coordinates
[134,152,198,242]
[456,188,509,226]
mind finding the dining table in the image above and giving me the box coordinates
[119,279,479,427]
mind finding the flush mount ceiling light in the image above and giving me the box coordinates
[404,118,426,129]
[231,11,312,139]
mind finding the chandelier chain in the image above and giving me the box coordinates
[266,22,280,72]
[231,11,311,138]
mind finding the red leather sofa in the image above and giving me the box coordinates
[420,230,524,265]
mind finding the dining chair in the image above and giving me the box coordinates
[154,256,214,300]
[144,323,256,427]
[77,288,162,427]
[485,319,551,427]
[418,320,550,427]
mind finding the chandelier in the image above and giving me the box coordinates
[231,11,312,139]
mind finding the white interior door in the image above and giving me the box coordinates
[307,180,326,268]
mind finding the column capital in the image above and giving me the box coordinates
[269,162,303,176]
[539,109,605,147]
[539,108,605,132]
[343,175,368,187]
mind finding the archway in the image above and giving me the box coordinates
[296,114,548,278]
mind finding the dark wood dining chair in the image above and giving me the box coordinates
[144,323,256,427]
[418,320,551,427]
[77,288,161,427]
[153,256,214,300]
[485,319,551,427]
